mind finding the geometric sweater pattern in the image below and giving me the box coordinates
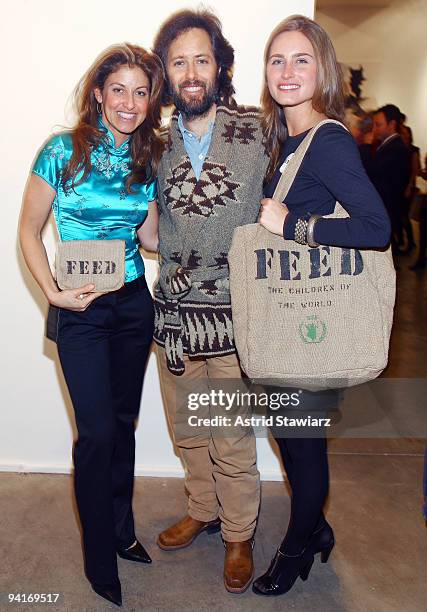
[153,99,269,374]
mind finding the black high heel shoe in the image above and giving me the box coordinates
[311,521,335,563]
[91,580,122,607]
[117,539,152,563]
[252,547,315,596]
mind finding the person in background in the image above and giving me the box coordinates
[19,44,163,607]
[251,15,390,597]
[152,9,269,594]
[371,104,411,258]
[399,125,420,254]
[410,153,427,270]
[353,112,375,175]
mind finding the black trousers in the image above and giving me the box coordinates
[268,388,338,555]
[56,276,154,584]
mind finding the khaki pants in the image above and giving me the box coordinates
[156,346,260,542]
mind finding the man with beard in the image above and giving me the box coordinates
[152,10,268,593]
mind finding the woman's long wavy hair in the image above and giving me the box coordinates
[262,15,346,182]
[62,43,164,192]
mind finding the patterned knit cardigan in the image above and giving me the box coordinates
[153,100,269,374]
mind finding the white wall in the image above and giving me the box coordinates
[1,0,314,478]
[316,0,427,157]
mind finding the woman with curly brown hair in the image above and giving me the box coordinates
[19,43,164,606]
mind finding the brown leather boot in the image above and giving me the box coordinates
[223,539,254,593]
[157,515,221,550]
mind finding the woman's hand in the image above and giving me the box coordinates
[259,198,289,236]
[48,284,103,311]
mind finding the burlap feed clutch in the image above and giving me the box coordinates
[55,240,125,293]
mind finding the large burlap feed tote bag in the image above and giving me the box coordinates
[229,120,396,390]
[56,239,125,293]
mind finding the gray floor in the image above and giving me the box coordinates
[0,439,426,612]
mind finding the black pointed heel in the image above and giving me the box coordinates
[91,580,122,606]
[117,539,152,564]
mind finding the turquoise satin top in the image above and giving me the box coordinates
[32,121,157,282]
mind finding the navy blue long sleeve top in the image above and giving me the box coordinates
[264,123,391,249]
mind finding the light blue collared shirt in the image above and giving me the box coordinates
[178,114,214,180]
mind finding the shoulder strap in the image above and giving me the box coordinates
[272,119,346,203]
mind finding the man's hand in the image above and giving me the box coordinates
[170,267,191,295]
